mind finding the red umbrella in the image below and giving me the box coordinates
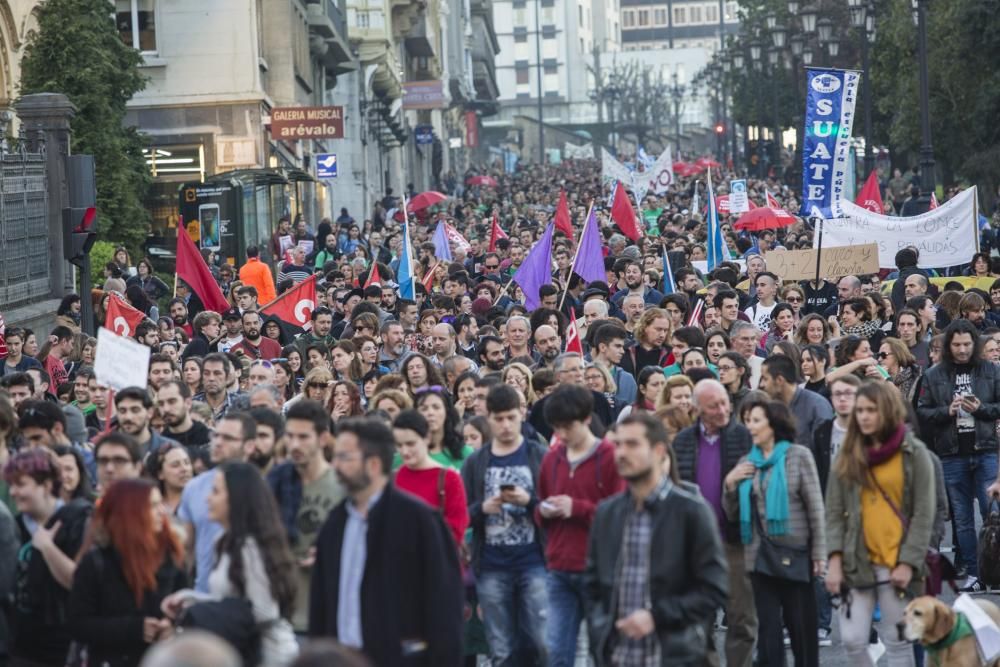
[695,157,722,169]
[466,175,497,187]
[672,161,690,172]
[407,191,448,211]
[733,207,798,232]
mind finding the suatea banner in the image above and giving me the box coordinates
[799,68,862,219]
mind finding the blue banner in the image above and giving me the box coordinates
[800,68,861,219]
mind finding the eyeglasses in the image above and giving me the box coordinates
[717,364,736,371]
[485,264,499,269]
[876,352,892,360]
[307,382,330,389]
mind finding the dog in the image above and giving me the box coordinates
[900,596,1000,667]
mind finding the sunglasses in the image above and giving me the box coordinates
[786,296,803,303]
[251,360,273,369]
[876,352,891,360]
[307,381,330,389]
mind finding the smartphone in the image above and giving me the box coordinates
[500,484,515,492]
[198,203,221,250]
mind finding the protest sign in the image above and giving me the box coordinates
[729,179,750,214]
[765,243,880,281]
[800,68,861,218]
[818,187,978,268]
[94,327,151,391]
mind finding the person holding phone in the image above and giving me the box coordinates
[917,319,1000,594]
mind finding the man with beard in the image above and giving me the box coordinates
[135,320,161,349]
[430,323,458,368]
[531,325,562,371]
[309,417,463,665]
[267,400,343,632]
[584,413,728,666]
[377,321,409,372]
[298,307,337,357]
[114,386,179,458]
[233,310,282,360]
[619,308,673,380]
[148,354,176,395]
[611,261,664,309]
[249,406,283,475]
[192,353,249,424]
[70,367,102,432]
[478,335,505,373]
[453,314,480,360]
[217,308,244,354]
[159,380,212,455]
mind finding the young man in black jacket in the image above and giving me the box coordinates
[585,413,728,666]
[461,384,549,666]
[309,417,463,666]
[672,380,755,667]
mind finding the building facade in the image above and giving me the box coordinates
[620,0,738,50]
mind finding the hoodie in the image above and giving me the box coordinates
[535,438,624,572]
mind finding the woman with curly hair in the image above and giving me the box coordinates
[68,479,187,667]
[328,381,364,422]
[162,463,299,666]
[501,362,536,406]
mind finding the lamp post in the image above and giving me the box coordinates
[534,0,544,162]
[848,0,876,177]
[670,71,684,154]
[912,0,936,211]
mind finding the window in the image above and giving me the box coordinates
[513,7,527,25]
[653,8,667,25]
[706,4,717,22]
[514,32,528,43]
[544,65,559,93]
[543,36,558,59]
[622,9,634,27]
[542,6,555,24]
[726,1,738,21]
[580,37,585,51]
[514,39,530,60]
[689,5,702,23]
[116,0,156,52]
[673,6,686,24]
[637,9,649,26]
[516,68,530,84]
[579,5,584,26]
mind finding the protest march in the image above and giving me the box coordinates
[3,49,1000,667]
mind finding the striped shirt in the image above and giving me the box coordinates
[277,262,313,286]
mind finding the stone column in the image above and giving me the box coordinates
[16,93,77,298]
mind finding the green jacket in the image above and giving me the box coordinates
[825,432,935,594]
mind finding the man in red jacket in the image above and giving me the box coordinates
[538,384,625,667]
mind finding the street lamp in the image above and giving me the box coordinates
[816,17,834,43]
[670,71,685,154]
[733,50,745,69]
[771,23,787,49]
[847,0,866,28]
[827,36,840,57]
[802,47,814,66]
[911,0,936,210]
[800,5,818,34]
[787,0,800,14]
[749,40,762,63]
[790,34,805,57]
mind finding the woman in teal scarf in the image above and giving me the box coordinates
[723,399,826,667]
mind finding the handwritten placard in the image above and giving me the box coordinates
[94,327,150,391]
[765,243,880,282]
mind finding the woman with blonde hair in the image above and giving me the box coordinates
[655,403,694,442]
[877,337,922,403]
[795,313,832,347]
[825,381,935,666]
[368,388,412,421]
[501,362,536,406]
[780,284,807,320]
[655,374,696,419]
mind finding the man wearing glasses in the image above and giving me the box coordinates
[93,431,143,491]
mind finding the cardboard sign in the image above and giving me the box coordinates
[729,179,750,214]
[94,327,150,391]
[764,243,880,281]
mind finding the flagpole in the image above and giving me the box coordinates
[558,203,594,312]
[493,275,517,306]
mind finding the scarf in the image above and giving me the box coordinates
[841,318,883,339]
[867,424,906,466]
[739,441,791,545]
[926,611,973,664]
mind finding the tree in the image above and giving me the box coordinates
[20,0,151,252]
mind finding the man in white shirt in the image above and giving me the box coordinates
[744,271,779,331]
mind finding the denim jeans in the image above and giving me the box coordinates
[941,452,999,578]
[545,570,585,667]
[813,576,831,632]
[476,565,549,666]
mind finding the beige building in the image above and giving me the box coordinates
[0,0,42,117]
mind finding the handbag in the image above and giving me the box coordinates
[179,597,261,665]
[750,494,812,583]
[978,500,1000,586]
[867,470,954,593]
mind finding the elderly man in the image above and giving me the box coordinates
[505,315,537,363]
[528,353,613,441]
[672,380,755,667]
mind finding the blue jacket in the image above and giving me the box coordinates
[267,462,303,545]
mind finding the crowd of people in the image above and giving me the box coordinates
[0,157,998,667]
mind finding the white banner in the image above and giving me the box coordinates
[601,148,634,189]
[564,142,594,159]
[94,327,150,391]
[646,147,675,195]
[815,186,979,269]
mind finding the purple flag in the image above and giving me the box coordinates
[432,221,453,261]
[513,222,554,311]
[573,209,605,284]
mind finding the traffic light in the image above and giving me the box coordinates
[714,123,725,135]
[63,205,97,267]
[63,154,97,268]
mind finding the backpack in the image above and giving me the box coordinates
[978,500,1000,586]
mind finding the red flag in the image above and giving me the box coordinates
[855,171,884,214]
[930,192,939,210]
[488,214,508,252]
[105,295,147,337]
[261,274,317,333]
[765,190,782,209]
[422,261,441,293]
[687,299,705,328]
[176,222,229,313]
[610,182,641,241]
[363,263,382,289]
[565,310,583,355]
[553,190,574,240]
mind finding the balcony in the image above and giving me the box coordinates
[306,0,356,74]
[347,2,403,99]
[470,14,500,110]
